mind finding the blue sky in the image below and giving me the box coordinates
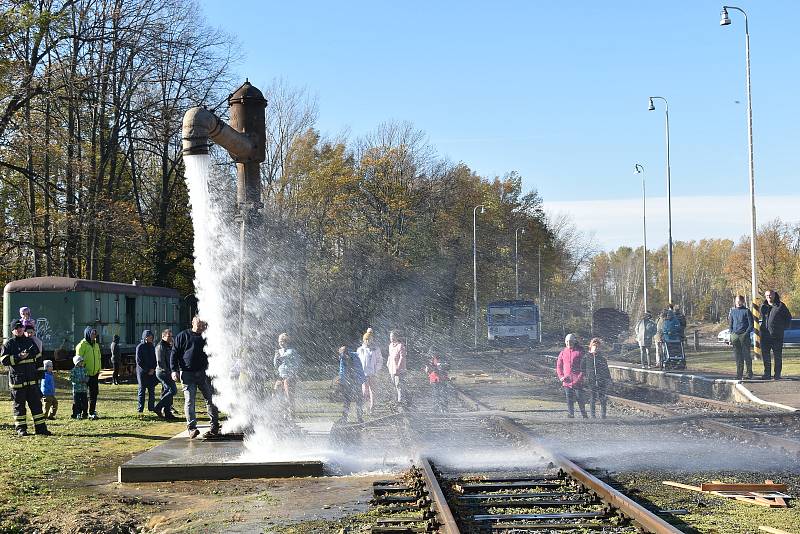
[199,1,799,248]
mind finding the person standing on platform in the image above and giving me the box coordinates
[728,295,754,380]
[556,333,587,419]
[759,290,792,380]
[635,312,656,368]
[171,316,220,439]
[75,327,102,419]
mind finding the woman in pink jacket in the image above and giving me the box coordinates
[556,333,587,418]
[387,330,406,406]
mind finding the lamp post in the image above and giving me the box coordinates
[515,227,525,299]
[538,244,542,342]
[648,96,674,304]
[473,204,485,348]
[634,163,648,314]
[720,6,758,309]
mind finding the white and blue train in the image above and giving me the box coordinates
[487,299,540,345]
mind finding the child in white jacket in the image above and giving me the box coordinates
[357,328,382,414]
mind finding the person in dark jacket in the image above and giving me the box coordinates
[110,334,121,385]
[135,330,157,413]
[153,329,177,420]
[1,320,51,436]
[759,290,793,380]
[728,295,754,380]
[170,317,219,439]
[583,338,612,419]
[338,346,365,423]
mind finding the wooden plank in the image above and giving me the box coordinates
[729,495,783,508]
[700,483,787,492]
[759,527,798,534]
[663,481,703,493]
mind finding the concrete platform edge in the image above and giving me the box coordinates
[118,460,324,483]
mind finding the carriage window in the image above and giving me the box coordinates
[95,297,101,322]
[115,298,120,322]
[163,303,168,322]
[153,301,158,323]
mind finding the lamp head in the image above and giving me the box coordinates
[720,7,731,26]
[648,98,655,111]
[634,164,642,174]
[479,206,485,214]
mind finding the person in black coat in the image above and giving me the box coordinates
[135,330,157,413]
[583,337,612,419]
[759,290,792,380]
[170,317,220,439]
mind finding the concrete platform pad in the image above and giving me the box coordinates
[118,426,324,483]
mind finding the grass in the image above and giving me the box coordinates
[0,371,184,532]
[685,347,800,376]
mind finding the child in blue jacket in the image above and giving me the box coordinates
[40,359,57,419]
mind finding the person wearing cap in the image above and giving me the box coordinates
[1,320,51,436]
[75,326,102,419]
[135,330,157,413]
[170,316,220,439]
[40,360,58,419]
[70,355,89,419]
[556,333,587,419]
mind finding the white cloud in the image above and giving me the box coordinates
[544,195,800,251]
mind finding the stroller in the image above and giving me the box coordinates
[659,310,686,370]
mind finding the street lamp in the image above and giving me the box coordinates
[473,204,486,348]
[515,227,525,299]
[720,5,758,309]
[634,164,648,314]
[647,96,674,304]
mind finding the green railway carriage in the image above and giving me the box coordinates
[2,277,182,368]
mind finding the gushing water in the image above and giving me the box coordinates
[183,154,411,469]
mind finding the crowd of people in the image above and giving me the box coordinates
[2,309,453,437]
[634,289,793,381]
[6,293,790,434]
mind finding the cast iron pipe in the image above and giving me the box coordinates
[181,106,257,161]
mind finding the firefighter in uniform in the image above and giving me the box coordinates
[1,320,51,436]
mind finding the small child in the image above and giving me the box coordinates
[40,360,58,419]
[19,306,35,329]
[425,352,449,414]
[70,355,89,419]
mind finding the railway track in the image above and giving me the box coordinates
[495,354,800,457]
[365,395,683,532]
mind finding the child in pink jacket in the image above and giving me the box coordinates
[556,333,587,418]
